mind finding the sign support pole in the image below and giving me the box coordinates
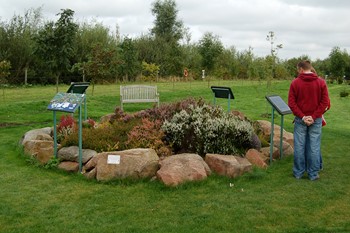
[280,115,284,159]
[84,96,87,120]
[269,107,275,164]
[78,105,83,173]
[53,111,58,158]
[228,94,231,112]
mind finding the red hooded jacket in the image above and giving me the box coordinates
[288,72,330,120]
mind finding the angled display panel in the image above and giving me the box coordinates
[47,92,85,113]
[265,95,292,115]
[66,82,90,94]
[211,86,234,99]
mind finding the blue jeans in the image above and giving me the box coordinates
[306,135,323,170]
[293,117,322,180]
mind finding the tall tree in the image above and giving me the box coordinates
[151,0,183,42]
[84,43,120,94]
[35,9,78,92]
[266,31,282,79]
[0,60,11,98]
[150,0,184,76]
[265,31,282,95]
[73,20,118,82]
[198,32,223,74]
[328,46,349,83]
[118,37,140,82]
[0,8,43,84]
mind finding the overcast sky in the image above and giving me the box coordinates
[1,0,350,60]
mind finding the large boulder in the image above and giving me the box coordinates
[58,161,79,172]
[20,127,52,145]
[272,140,294,157]
[23,140,54,164]
[157,153,211,186]
[58,146,97,164]
[82,155,99,179]
[205,154,252,178]
[260,146,279,162]
[84,148,159,182]
[245,149,268,169]
[255,120,293,144]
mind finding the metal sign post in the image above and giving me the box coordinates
[47,92,85,172]
[265,95,292,163]
[210,86,235,112]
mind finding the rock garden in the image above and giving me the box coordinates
[20,98,294,186]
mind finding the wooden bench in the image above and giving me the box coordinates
[120,85,159,111]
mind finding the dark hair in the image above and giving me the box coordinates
[297,60,312,70]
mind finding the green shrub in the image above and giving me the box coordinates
[162,104,255,156]
[340,90,349,97]
[61,118,141,152]
[44,158,61,169]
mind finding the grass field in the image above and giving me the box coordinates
[1,80,350,233]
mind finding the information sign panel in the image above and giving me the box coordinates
[211,86,234,99]
[265,95,292,115]
[47,92,85,113]
[66,82,90,94]
[265,94,292,163]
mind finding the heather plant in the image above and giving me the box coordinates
[162,104,256,156]
[61,118,141,152]
[126,118,172,157]
[134,97,207,121]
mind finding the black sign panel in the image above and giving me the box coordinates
[211,86,234,99]
[265,95,292,115]
[67,82,90,94]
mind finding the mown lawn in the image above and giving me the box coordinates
[0,80,349,233]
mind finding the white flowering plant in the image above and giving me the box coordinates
[162,104,257,156]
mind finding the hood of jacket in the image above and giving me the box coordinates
[297,72,319,82]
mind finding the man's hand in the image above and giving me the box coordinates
[303,116,314,126]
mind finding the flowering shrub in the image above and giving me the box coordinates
[133,97,207,121]
[126,118,172,157]
[61,118,141,152]
[57,115,76,142]
[59,97,259,157]
[162,104,255,156]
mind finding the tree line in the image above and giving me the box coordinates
[1,0,350,87]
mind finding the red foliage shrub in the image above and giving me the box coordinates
[57,115,76,132]
[126,118,172,157]
[57,115,76,142]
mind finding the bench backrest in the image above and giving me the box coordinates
[120,85,158,100]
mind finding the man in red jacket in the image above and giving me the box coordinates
[288,60,330,180]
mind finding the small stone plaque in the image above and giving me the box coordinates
[107,155,121,164]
